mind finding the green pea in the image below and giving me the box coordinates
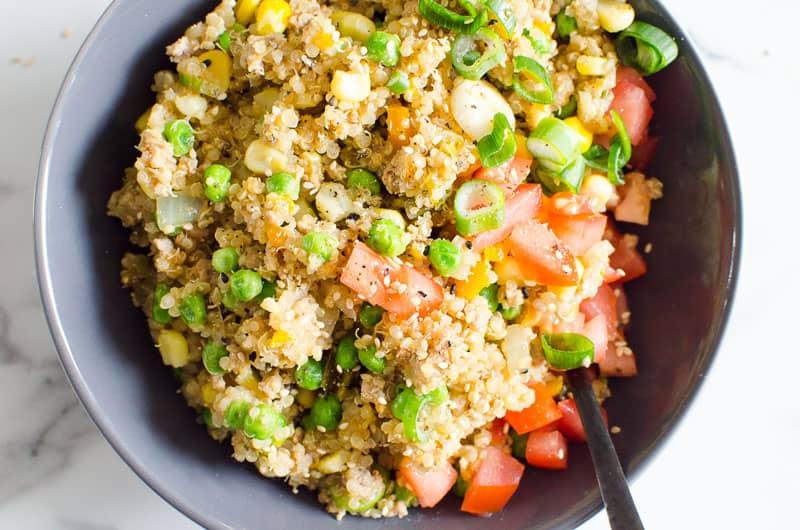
[386,70,409,95]
[230,269,263,302]
[163,119,195,157]
[302,232,338,262]
[309,394,343,431]
[180,293,207,326]
[224,399,250,429]
[335,335,359,370]
[266,171,300,200]
[358,344,385,374]
[295,359,324,390]
[366,219,406,257]
[152,284,172,325]
[345,168,381,195]
[365,31,401,67]
[254,280,278,303]
[358,303,384,329]
[500,304,523,321]
[221,289,239,310]
[212,247,239,274]
[555,8,577,40]
[243,403,287,440]
[428,239,461,277]
[479,284,499,313]
[202,341,229,375]
[204,164,232,202]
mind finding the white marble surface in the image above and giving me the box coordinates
[1,0,798,528]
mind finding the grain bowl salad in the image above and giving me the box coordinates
[108,0,677,519]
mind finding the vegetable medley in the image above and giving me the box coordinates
[109,0,677,519]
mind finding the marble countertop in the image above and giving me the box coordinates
[1,0,797,528]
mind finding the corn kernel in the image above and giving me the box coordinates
[235,0,261,25]
[581,173,615,211]
[514,134,533,160]
[197,50,232,92]
[311,30,335,51]
[244,139,290,174]
[527,102,551,128]
[374,208,406,229]
[253,87,280,116]
[254,0,292,36]
[135,106,152,133]
[386,105,411,147]
[157,329,189,368]
[546,375,564,397]
[493,256,524,284]
[237,368,260,393]
[455,260,492,300]
[317,450,349,473]
[534,19,555,36]
[330,70,371,102]
[269,329,292,347]
[483,246,503,262]
[331,11,375,42]
[201,383,217,405]
[563,117,593,153]
[576,55,609,76]
[597,0,636,33]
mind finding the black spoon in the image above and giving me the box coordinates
[566,367,644,530]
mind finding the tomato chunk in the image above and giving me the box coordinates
[598,343,638,377]
[461,446,525,515]
[525,430,568,469]
[489,419,507,446]
[473,155,533,196]
[399,458,457,508]
[616,66,656,102]
[580,284,619,338]
[614,172,652,226]
[604,224,647,283]
[629,135,659,171]
[548,213,607,256]
[610,80,653,147]
[506,220,579,286]
[557,398,608,442]
[471,184,543,252]
[504,383,563,435]
[340,242,443,318]
[581,314,608,363]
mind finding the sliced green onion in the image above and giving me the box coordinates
[453,471,469,497]
[365,31,401,67]
[366,219,407,257]
[330,473,386,513]
[483,0,516,35]
[152,284,172,325]
[256,280,277,302]
[303,232,338,262]
[266,171,300,200]
[202,341,229,375]
[395,486,416,504]
[155,195,203,235]
[479,284,499,312]
[610,110,632,161]
[217,31,231,53]
[386,70,410,95]
[212,247,239,274]
[453,179,505,236]
[536,154,586,194]
[345,168,381,195]
[450,27,506,81]
[163,119,195,157]
[358,303,385,329]
[512,55,554,104]
[418,0,489,34]
[541,333,595,370]
[477,112,516,168]
[556,94,578,119]
[522,27,553,57]
[555,8,577,40]
[426,385,449,406]
[428,239,461,277]
[616,21,679,76]
[204,164,232,202]
[583,144,610,171]
[526,117,584,172]
[607,110,631,185]
[499,304,522,321]
[390,386,447,442]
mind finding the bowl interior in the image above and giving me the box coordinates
[35,1,740,528]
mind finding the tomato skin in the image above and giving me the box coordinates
[340,242,443,318]
[461,446,525,515]
[525,430,568,469]
[610,80,653,147]
[604,224,647,283]
[557,398,608,442]
[399,458,457,508]
[616,66,656,102]
[504,383,563,435]
[473,155,533,196]
[581,314,608,363]
[471,184,543,252]
[548,213,607,257]
[507,220,579,286]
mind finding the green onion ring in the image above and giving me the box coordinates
[541,333,595,370]
[512,55,554,104]
[450,27,506,80]
[615,21,679,76]
[526,117,584,172]
[477,112,517,168]
[418,0,489,34]
[482,0,516,35]
[454,179,505,236]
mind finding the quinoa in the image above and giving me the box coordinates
[108,0,658,519]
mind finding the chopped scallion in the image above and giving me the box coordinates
[541,333,595,370]
[453,179,505,236]
[616,21,679,76]
[477,112,516,168]
[450,28,506,80]
[512,55,554,104]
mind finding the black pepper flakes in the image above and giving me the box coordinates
[347,213,361,221]
[423,245,430,256]
[220,272,229,283]
[449,284,456,295]
[221,337,231,345]
[521,287,529,299]
[249,352,257,362]
[417,290,428,298]
[465,241,473,250]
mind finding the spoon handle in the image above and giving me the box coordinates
[567,367,644,530]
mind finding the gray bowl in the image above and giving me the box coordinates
[34,1,741,528]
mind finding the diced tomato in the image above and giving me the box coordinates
[610,80,653,146]
[525,430,568,470]
[616,66,656,102]
[581,314,608,363]
[504,383,563,435]
[473,155,533,196]
[471,184,543,252]
[506,220,579,286]
[557,398,608,443]
[629,135,659,171]
[598,344,638,377]
[399,457,458,508]
[580,284,619,338]
[461,446,525,515]
[548,213,607,256]
[340,242,443,318]
[604,224,647,283]
[614,172,652,226]
[553,311,585,334]
[489,419,507,445]
[614,284,629,323]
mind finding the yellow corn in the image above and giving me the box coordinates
[330,70,371,102]
[269,329,292,348]
[157,329,189,368]
[135,106,152,133]
[236,0,261,25]
[317,450,348,473]
[483,246,504,263]
[296,388,316,409]
[331,11,375,42]
[527,102,551,128]
[563,117,593,153]
[581,173,615,211]
[374,208,406,229]
[493,256,524,284]
[197,50,232,92]
[244,139,290,174]
[534,19,555,37]
[254,0,292,36]
[546,375,564,397]
[311,30,335,51]
[455,260,492,301]
[253,86,280,116]
[386,104,411,147]
[514,134,533,160]
[237,368,260,393]
[597,0,635,33]
[576,55,608,76]
[201,383,217,405]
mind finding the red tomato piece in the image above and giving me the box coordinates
[548,214,607,256]
[506,220,579,286]
[629,135,659,171]
[504,383,563,435]
[489,419,507,446]
[461,446,525,515]
[399,458,458,508]
[471,184,543,252]
[557,398,608,442]
[473,155,533,196]
[610,80,653,146]
[598,343,638,377]
[581,314,608,363]
[525,430,568,470]
[614,172,652,226]
[340,242,443,318]
[580,284,619,338]
[616,66,656,102]
[604,224,647,283]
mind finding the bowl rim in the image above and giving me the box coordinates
[34,1,742,528]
